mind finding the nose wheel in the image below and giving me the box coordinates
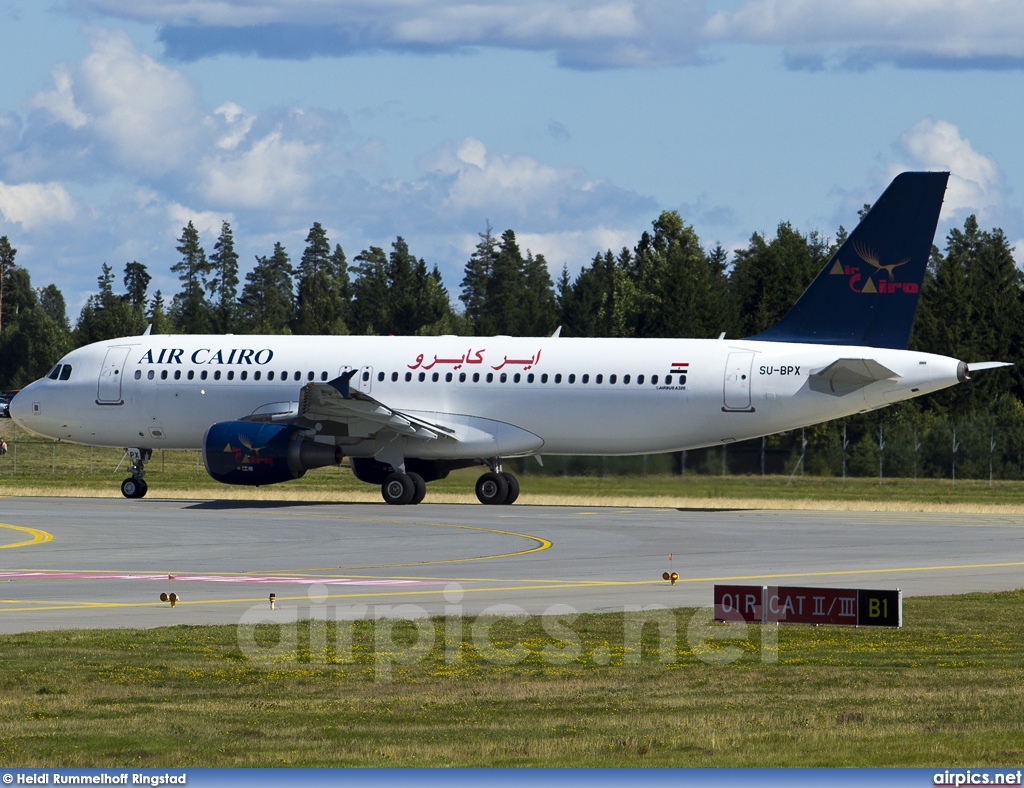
[121,477,148,499]
[120,447,151,499]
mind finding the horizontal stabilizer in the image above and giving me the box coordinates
[964,361,1013,375]
[810,358,898,396]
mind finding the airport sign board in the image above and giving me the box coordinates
[714,585,902,627]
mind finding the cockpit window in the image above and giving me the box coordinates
[47,365,61,380]
[58,365,72,381]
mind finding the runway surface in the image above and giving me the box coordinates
[1,496,1023,633]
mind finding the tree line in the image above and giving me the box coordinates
[1,209,1021,429]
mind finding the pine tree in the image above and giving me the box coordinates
[207,221,239,333]
[148,290,170,334]
[240,242,295,334]
[294,222,346,334]
[0,235,16,334]
[460,223,497,335]
[169,221,211,333]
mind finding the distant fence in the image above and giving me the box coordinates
[2,422,1023,483]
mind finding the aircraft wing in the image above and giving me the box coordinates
[296,372,458,442]
[809,358,899,396]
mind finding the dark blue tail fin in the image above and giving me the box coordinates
[750,171,948,349]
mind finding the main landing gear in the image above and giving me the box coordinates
[475,465,519,506]
[380,471,427,506]
[376,460,519,506]
[121,448,150,499]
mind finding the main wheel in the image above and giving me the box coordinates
[121,477,142,499]
[407,472,427,505]
[381,472,415,505]
[499,472,519,505]
[475,471,509,505]
[136,479,148,499]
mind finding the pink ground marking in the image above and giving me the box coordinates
[0,571,441,586]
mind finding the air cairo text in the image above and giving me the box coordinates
[138,348,274,366]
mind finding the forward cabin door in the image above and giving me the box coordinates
[97,347,131,405]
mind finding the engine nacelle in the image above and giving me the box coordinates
[203,421,342,486]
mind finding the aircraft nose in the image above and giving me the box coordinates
[8,388,36,429]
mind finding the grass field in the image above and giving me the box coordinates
[4,419,1024,510]
[1,592,1023,767]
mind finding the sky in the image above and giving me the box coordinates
[1,0,1023,322]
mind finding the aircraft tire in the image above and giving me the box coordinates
[407,472,427,505]
[499,472,519,505]
[121,477,142,499]
[136,479,148,499]
[475,471,509,505]
[382,472,415,505]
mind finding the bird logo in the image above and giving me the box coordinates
[854,242,910,280]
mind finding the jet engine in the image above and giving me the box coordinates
[203,421,342,486]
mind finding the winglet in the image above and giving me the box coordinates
[328,369,359,399]
[751,171,949,349]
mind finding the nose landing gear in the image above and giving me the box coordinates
[121,448,151,499]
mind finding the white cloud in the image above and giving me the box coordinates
[515,227,639,269]
[167,203,230,239]
[212,101,255,150]
[29,65,89,129]
[200,131,318,209]
[705,0,1024,67]
[75,29,204,175]
[0,181,76,230]
[890,118,1004,220]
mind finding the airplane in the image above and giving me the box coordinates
[9,171,1010,505]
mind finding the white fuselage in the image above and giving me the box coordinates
[11,334,962,459]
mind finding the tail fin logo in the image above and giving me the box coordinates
[828,243,918,295]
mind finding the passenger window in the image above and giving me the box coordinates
[361,371,369,382]
[609,374,616,384]
[446,372,453,382]
[568,374,576,384]
[240,371,247,381]
[500,373,507,383]
[201,370,208,381]
[268,371,275,381]
[187,370,195,380]
[147,370,155,380]
[541,373,548,383]
[652,375,659,385]
[472,373,480,382]
[527,373,534,383]
[253,371,259,381]
[459,372,466,382]
[160,370,167,380]
[214,370,221,381]
[307,371,314,381]
[555,374,562,383]
[378,372,385,382]
[623,374,630,384]
[666,375,672,385]
[637,374,644,384]
[513,373,521,383]
[405,372,412,382]
[322,371,329,381]
[432,372,439,382]
[391,372,398,382]
[596,374,602,384]
[486,373,493,383]
[59,365,72,381]
[418,372,425,382]
[294,371,301,381]
[174,370,182,380]
[227,371,234,381]
[134,370,142,380]
[582,374,589,384]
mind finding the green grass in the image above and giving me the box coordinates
[1,592,1024,766]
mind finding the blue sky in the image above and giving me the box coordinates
[1,0,1023,321]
